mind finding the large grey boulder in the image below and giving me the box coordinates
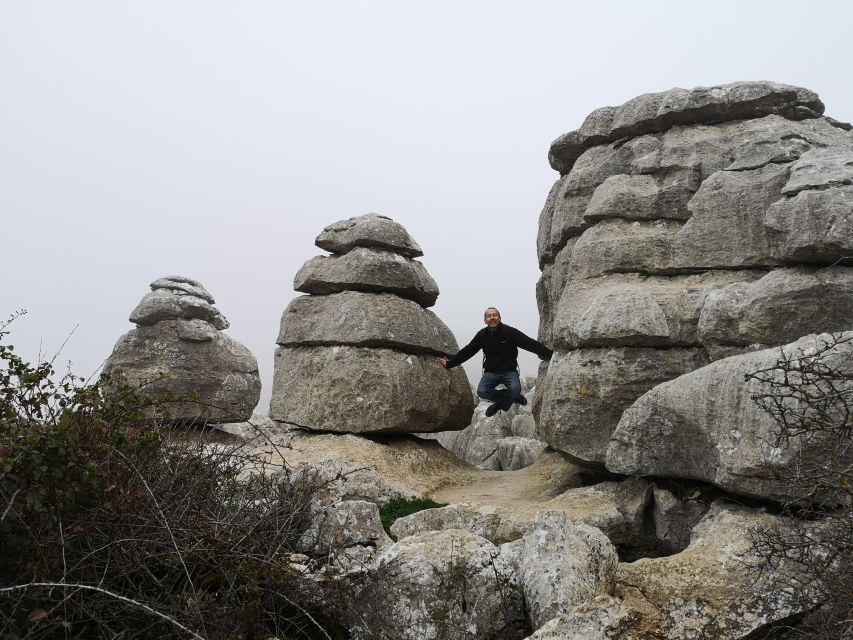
[275,215,475,433]
[530,503,829,640]
[606,332,853,502]
[539,347,708,463]
[540,113,849,268]
[271,346,473,433]
[315,212,424,258]
[103,277,260,424]
[536,83,853,467]
[611,503,828,640]
[350,530,526,640]
[294,247,439,307]
[277,291,457,355]
[521,510,618,630]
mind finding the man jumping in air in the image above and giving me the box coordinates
[438,307,552,417]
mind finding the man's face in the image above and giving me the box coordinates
[484,308,501,329]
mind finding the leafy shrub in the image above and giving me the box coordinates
[0,313,343,639]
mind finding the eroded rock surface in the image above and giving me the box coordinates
[521,511,618,629]
[536,82,853,466]
[606,332,853,501]
[103,276,260,423]
[350,530,527,640]
[272,214,475,433]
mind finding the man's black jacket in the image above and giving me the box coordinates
[444,323,552,373]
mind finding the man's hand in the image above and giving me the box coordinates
[437,357,448,368]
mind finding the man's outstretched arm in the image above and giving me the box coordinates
[509,327,553,360]
[439,336,481,369]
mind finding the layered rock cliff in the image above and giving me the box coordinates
[535,81,853,472]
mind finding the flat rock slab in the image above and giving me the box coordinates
[252,431,587,514]
[606,332,853,501]
[539,347,709,465]
[150,275,215,303]
[294,247,439,307]
[129,289,229,330]
[315,212,424,258]
[391,476,650,546]
[277,291,458,355]
[552,271,763,349]
[549,81,823,174]
[102,322,261,423]
[270,345,474,433]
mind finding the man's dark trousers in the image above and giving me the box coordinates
[477,370,521,411]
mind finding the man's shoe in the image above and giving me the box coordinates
[514,395,528,406]
[485,403,501,417]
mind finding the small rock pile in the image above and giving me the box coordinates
[424,382,549,471]
[102,275,261,423]
[270,213,475,433]
[535,81,853,473]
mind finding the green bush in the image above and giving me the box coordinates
[0,313,344,639]
[378,497,447,539]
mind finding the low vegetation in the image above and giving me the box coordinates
[378,497,447,539]
[0,313,344,639]
[746,333,853,640]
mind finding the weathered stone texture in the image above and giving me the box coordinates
[277,291,457,355]
[315,212,424,258]
[275,215,474,433]
[103,277,260,424]
[271,346,473,433]
[294,247,439,307]
[606,332,853,501]
[536,82,853,466]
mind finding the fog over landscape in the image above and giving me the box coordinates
[3,1,852,403]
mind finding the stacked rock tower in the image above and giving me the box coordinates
[535,81,853,467]
[103,275,262,423]
[271,213,475,433]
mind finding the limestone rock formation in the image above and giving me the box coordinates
[271,214,474,433]
[390,477,651,547]
[103,276,261,423]
[527,503,827,640]
[536,81,853,465]
[350,530,526,640]
[424,382,548,471]
[521,511,618,630]
[606,332,853,502]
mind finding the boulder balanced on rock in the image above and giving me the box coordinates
[535,81,853,466]
[102,275,261,423]
[271,213,475,433]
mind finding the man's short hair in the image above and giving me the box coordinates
[484,307,501,320]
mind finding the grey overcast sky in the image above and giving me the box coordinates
[3,1,852,405]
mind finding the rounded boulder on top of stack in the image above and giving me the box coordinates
[535,81,853,466]
[102,276,261,424]
[271,213,475,433]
